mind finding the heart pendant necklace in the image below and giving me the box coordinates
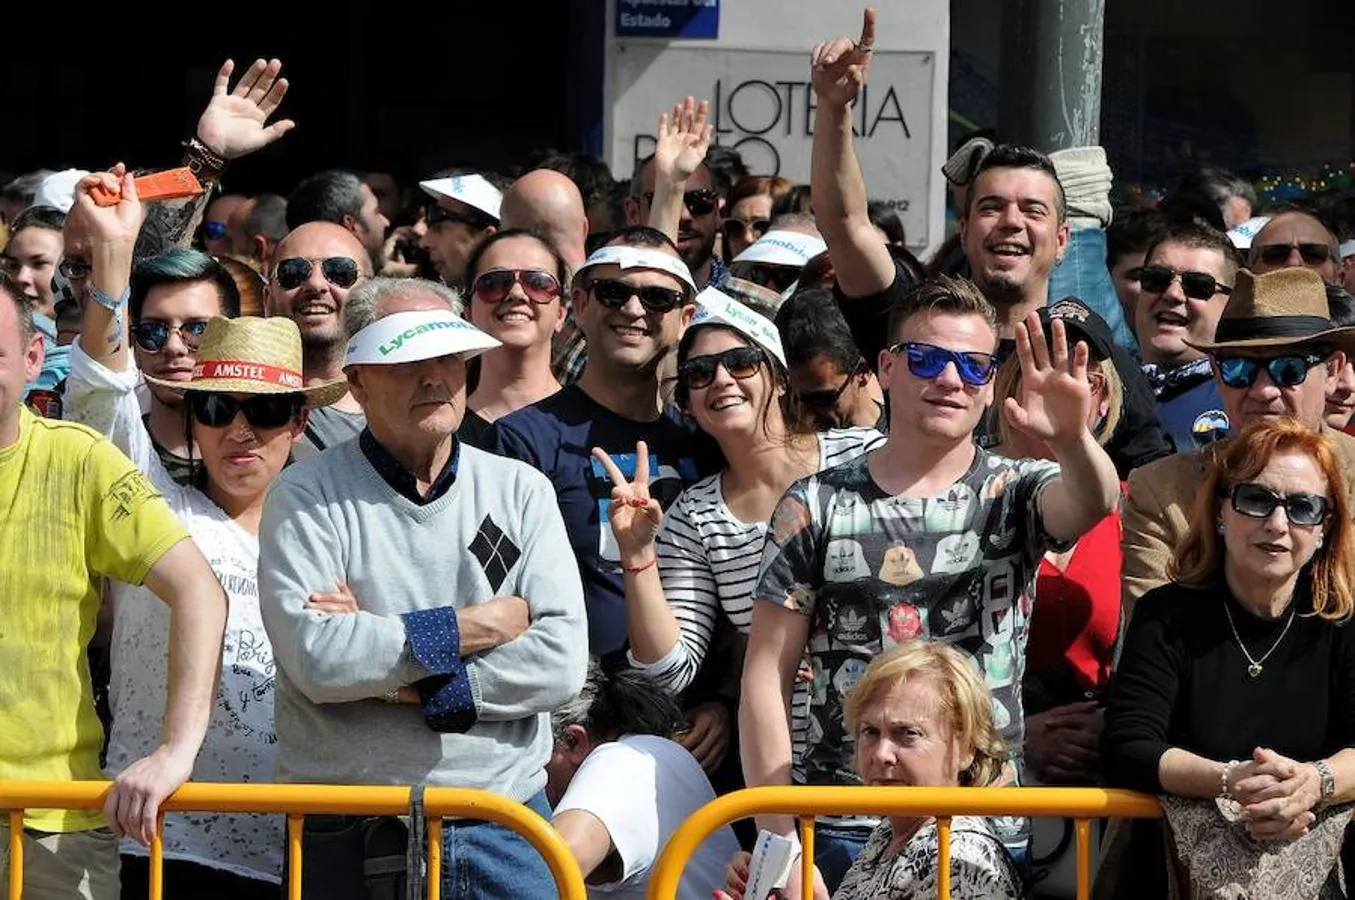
[1223,600,1295,679]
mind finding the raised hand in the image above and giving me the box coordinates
[196,59,296,160]
[809,8,877,108]
[1004,311,1093,448]
[70,165,145,251]
[591,442,663,568]
[653,96,713,184]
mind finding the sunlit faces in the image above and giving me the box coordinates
[266,224,368,353]
[0,290,46,444]
[635,162,720,274]
[853,676,970,790]
[467,235,565,352]
[1251,213,1338,282]
[723,192,773,260]
[1219,449,1331,591]
[189,392,305,503]
[1324,356,1355,431]
[679,327,776,440]
[135,280,230,408]
[1215,348,1341,432]
[1109,250,1145,332]
[1133,242,1234,368]
[879,311,997,442]
[960,166,1069,305]
[418,197,494,286]
[574,262,689,373]
[0,227,62,317]
[354,183,390,261]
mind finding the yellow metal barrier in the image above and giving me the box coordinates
[0,781,587,900]
[646,785,1163,900]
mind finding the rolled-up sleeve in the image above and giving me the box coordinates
[400,607,476,732]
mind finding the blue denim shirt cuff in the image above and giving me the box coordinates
[400,607,477,732]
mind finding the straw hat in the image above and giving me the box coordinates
[144,316,349,408]
[1184,267,1355,355]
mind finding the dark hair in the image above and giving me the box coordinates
[703,145,750,199]
[966,144,1066,222]
[1164,167,1255,232]
[584,180,632,253]
[727,175,795,212]
[1327,283,1355,329]
[244,193,289,245]
[129,249,241,327]
[605,224,680,253]
[1142,222,1242,281]
[463,227,569,289]
[0,271,35,345]
[774,287,864,373]
[628,154,714,199]
[1106,206,1171,268]
[867,201,907,246]
[550,660,687,743]
[770,184,813,219]
[674,321,801,439]
[10,205,65,237]
[885,275,998,344]
[527,151,616,206]
[286,170,365,232]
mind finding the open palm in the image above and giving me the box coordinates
[196,59,296,160]
[1004,311,1093,446]
[654,96,713,182]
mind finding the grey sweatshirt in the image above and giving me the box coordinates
[258,439,587,800]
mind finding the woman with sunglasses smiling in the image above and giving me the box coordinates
[62,169,349,897]
[1105,419,1355,898]
[458,228,567,448]
[596,287,882,743]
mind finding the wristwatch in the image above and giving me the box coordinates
[1313,759,1336,807]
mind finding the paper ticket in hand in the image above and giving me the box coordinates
[90,167,205,207]
[744,830,798,900]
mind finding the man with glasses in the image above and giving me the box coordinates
[1133,222,1240,451]
[1123,266,1355,610]
[417,170,503,288]
[487,227,708,657]
[625,155,724,290]
[264,221,373,457]
[1248,210,1341,282]
[741,275,1120,890]
[774,287,884,431]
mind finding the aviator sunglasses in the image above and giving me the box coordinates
[1228,482,1328,527]
[1215,353,1331,389]
[188,392,303,430]
[678,346,765,391]
[472,269,562,305]
[274,256,361,291]
[888,341,998,387]
[1138,264,1233,301]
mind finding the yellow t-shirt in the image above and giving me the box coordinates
[0,406,189,832]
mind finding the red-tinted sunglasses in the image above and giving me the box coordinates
[471,269,562,305]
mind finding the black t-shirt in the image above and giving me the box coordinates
[833,260,914,376]
[457,408,494,451]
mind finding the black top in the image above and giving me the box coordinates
[457,408,494,450]
[358,428,459,505]
[1104,580,1355,794]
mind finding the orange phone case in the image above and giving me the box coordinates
[90,167,205,207]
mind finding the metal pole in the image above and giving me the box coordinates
[997,0,1106,151]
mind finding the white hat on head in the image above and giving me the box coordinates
[732,230,828,268]
[689,286,787,368]
[345,309,501,368]
[1227,216,1271,250]
[31,169,90,214]
[575,245,697,297]
[418,173,502,220]
[1341,240,1355,261]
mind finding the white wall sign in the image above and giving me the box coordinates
[609,45,937,250]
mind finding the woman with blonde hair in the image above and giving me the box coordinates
[1104,418,1355,898]
[719,640,1022,900]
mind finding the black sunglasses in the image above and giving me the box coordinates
[678,346,765,391]
[723,218,770,242]
[472,269,561,305]
[133,320,210,353]
[1229,482,1328,527]
[641,189,718,216]
[1257,243,1333,267]
[889,341,998,386]
[1215,353,1331,389]
[424,204,494,231]
[274,256,361,291]
[588,278,685,314]
[1138,265,1233,301]
[798,360,864,409]
[188,392,303,430]
[59,258,92,280]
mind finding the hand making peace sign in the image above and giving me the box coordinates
[591,441,664,569]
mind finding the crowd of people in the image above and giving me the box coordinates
[6,7,1355,900]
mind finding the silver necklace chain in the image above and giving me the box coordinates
[1223,601,1296,678]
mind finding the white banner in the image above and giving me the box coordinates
[609,45,937,249]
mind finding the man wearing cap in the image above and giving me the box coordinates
[258,277,586,900]
[729,217,828,300]
[0,265,227,899]
[487,228,708,658]
[417,169,503,288]
[1122,266,1355,611]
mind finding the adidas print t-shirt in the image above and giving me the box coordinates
[755,448,1063,786]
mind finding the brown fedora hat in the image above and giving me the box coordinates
[1185,267,1355,355]
[144,316,349,408]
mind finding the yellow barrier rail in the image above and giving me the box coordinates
[646,785,1163,900]
[0,781,587,900]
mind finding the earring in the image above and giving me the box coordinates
[1217,521,1225,534]
[1317,535,1325,549]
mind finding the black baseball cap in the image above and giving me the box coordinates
[1039,297,1115,361]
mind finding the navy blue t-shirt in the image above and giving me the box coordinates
[486,384,706,654]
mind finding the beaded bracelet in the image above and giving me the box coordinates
[1220,759,1241,800]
